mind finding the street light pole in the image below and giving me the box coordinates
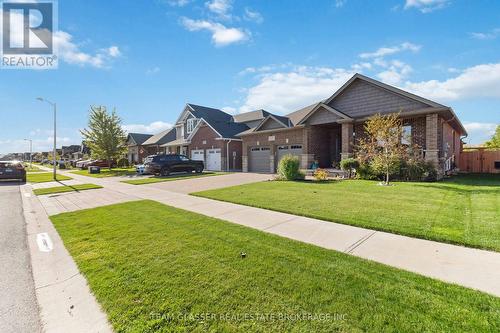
[24,139,32,169]
[37,98,57,180]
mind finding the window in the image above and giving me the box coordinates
[187,118,199,134]
[290,145,302,149]
[402,125,412,145]
[180,155,189,161]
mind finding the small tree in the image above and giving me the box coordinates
[485,125,500,148]
[80,106,127,169]
[356,113,409,185]
[339,158,359,178]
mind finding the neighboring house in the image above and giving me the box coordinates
[161,104,254,171]
[126,133,153,164]
[61,145,81,159]
[141,128,177,157]
[239,73,467,176]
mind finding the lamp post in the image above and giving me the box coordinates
[24,138,32,169]
[37,97,57,180]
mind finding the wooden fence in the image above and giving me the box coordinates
[459,149,500,173]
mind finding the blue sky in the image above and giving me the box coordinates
[1,0,499,154]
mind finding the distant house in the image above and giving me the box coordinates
[126,133,153,163]
[61,145,81,158]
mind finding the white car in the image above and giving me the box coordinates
[135,164,148,175]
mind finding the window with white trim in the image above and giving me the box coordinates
[187,118,199,134]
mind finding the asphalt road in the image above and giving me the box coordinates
[0,182,41,332]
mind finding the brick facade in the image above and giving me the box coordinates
[189,124,243,171]
[242,128,305,172]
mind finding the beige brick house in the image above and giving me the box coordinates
[239,73,467,176]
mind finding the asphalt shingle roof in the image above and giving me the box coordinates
[232,109,270,123]
[187,104,250,139]
[142,128,176,146]
[128,133,153,145]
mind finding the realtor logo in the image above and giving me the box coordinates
[1,0,58,69]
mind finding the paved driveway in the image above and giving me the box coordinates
[0,182,41,333]
[145,172,272,194]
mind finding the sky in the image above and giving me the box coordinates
[1,0,500,154]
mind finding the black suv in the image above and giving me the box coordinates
[144,154,204,176]
[0,161,26,182]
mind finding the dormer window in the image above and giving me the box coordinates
[187,118,199,134]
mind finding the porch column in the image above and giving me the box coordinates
[301,126,314,168]
[425,114,440,165]
[341,122,354,160]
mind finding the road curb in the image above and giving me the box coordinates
[20,185,113,333]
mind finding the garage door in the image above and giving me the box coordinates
[249,147,271,173]
[191,149,205,162]
[206,148,221,171]
[277,145,303,167]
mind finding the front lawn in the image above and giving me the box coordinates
[70,167,136,178]
[27,172,72,183]
[51,200,499,332]
[194,174,500,252]
[33,184,102,196]
[121,172,226,185]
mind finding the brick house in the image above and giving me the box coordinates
[161,104,256,171]
[239,73,467,176]
[126,133,153,163]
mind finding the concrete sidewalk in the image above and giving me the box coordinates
[35,170,500,297]
[21,185,113,333]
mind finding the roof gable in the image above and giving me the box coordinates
[297,103,352,125]
[254,114,290,132]
[324,74,446,119]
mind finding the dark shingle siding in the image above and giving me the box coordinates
[128,133,153,145]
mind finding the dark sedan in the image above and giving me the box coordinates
[144,154,204,176]
[0,161,26,182]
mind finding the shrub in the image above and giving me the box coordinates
[356,162,378,180]
[422,161,438,182]
[340,158,359,178]
[313,168,329,181]
[117,158,130,168]
[277,154,304,181]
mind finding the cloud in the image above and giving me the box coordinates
[221,106,238,114]
[469,28,500,40]
[404,0,450,13]
[243,7,263,24]
[238,66,356,114]
[167,0,191,6]
[0,6,120,68]
[146,67,161,74]
[463,122,497,144]
[181,17,249,46]
[205,0,232,18]
[377,60,413,85]
[122,121,173,134]
[404,63,500,101]
[359,42,421,59]
[335,0,347,8]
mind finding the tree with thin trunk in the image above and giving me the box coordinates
[80,106,127,169]
[356,113,410,185]
[485,124,500,148]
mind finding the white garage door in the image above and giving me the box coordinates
[191,149,205,162]
[206,148,221,171]
[277,145,303,169]
[249,147,271,173]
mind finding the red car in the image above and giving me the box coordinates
[87,160,117,168]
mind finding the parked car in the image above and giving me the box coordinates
[76,159,92,169]
[135,164,148,175]
[144,154,204,176]
[0,161,26,182]
[87,160,116,168]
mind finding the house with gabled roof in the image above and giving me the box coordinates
[239,73,467,176]
[126,133,153,163]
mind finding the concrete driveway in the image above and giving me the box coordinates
[145,172,272,193]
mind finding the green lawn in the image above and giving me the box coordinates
[33,184,102,196]
[27,172,72,183]
[194,174,500,252]
[121,172,226,185]
[23,164,43,172]
[51,200,499,332]
[70,167,136,178]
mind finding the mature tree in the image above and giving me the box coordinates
[485,125,500,148]
[80,106,127,169]
[356,113,412,185]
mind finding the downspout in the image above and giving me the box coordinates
[226,139,232,171]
